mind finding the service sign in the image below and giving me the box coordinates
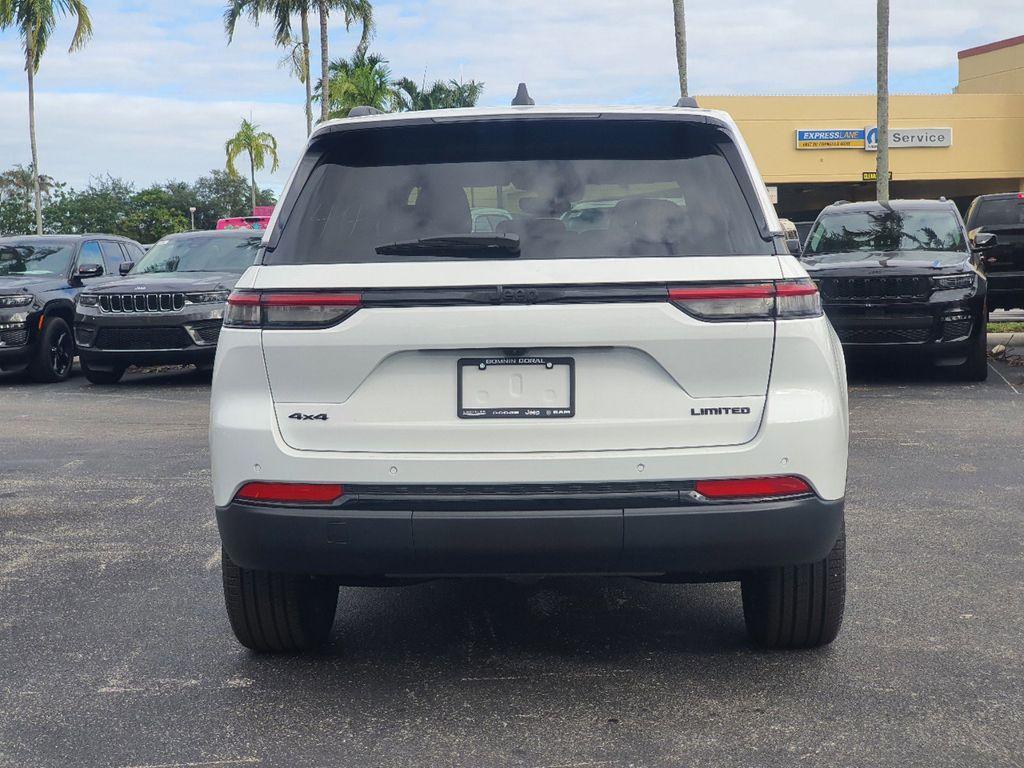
[796,129,865,149]
[864,127,952,150]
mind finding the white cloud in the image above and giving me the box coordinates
[0,0,1019,189]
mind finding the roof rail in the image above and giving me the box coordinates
[512,83,535,106]
[347,105,382,118]
[675,96,699,108]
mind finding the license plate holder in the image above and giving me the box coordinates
[458,357,575,419]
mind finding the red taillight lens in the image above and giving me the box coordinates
[235,482,344,504]
[668,280,820,321]
[224,291,362,328]
[695,476,812,500]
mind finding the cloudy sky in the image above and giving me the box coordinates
[0,0,1016,192]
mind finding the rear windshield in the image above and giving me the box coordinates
[133,233,262,274]
[0,240,76,277]
[267,120,771,264]
[806,209,966,256]
[974,198,1024,227]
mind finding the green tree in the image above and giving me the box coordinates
[185,170,275,229]
[393,77,484,111]
[42,175,134,234]
[0,0,93,234]
[121,187,190,243]
[315,51,395,118]
[225,0,315,136]
[224,119,280,212]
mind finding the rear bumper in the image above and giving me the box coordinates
[217,494,844,577]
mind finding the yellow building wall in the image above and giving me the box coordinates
[699,94,1024,186]
[956,40,1024,94]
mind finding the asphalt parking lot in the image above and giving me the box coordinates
[1,359,1022,768]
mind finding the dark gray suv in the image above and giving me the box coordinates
[73,230,261,384]
[0,234,143,382]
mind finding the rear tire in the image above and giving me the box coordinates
[81,360,126,385]
[741,527,846,649]
[221,548,338,653]
[953,327,988,382]
[28,316,74,383]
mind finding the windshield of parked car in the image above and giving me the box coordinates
[0,240,76,277]
[133,233,261,274]
[806,209,966,256]
[974,198,1024,227]
[267,120,772,264]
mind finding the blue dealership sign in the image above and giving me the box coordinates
[795,129,865,149]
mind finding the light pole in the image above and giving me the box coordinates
[189,206,197,230]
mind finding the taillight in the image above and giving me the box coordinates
[235,482,344,504]
[225,290,362,328]
[694,476,812,500]
[668,279,821,321]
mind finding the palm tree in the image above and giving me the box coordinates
[876,0,890,203]
[225,0,314,136]
[316,0,374,123]
[672,0,687,98]
[314,51,394,118]
[393,77,484,111]
[0,0,93,234]
[224,119,280,212]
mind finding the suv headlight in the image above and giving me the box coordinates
[184,291,230,305]
[0,294,33,308]
[77,293,100,307]
[932,273,976,291]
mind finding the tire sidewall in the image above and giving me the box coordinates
[30,316,75,382]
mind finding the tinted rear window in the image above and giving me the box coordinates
[267,120,771,264]
[974,198,1024,227]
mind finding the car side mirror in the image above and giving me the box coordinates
[119,261,134,276]
[77,263,103,279]
[972,231,997,250]
[786,238,802,257]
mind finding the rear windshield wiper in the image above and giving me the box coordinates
[374,233,520,258]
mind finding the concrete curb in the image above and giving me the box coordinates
[989,332,1022,350]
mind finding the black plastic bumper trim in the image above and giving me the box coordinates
[216,495,844,577]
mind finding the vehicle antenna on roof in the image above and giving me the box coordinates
[511,83,535,106]
[348,105,382,118]
[675,96,699,108]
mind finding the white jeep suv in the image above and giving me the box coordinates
[210,104,849,653]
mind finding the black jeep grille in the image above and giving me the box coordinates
[817,276,931,301]
[94,327,192,350]
[99,293,185,313]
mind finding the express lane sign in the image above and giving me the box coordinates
[795,129,865,149]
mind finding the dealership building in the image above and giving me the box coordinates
[701,34,1024,221]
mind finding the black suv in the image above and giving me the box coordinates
[964,193,1024,311]
[802,199,988,380]
[73,230,262,383]
[0,234,144,382]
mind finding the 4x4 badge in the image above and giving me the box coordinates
[289,412,328,421]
